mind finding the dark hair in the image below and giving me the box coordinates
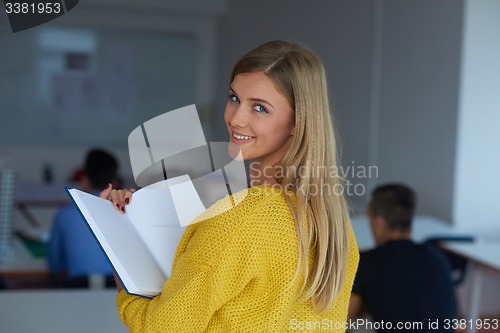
[84,148,118,190]
[369,183,416,232]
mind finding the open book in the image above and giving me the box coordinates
[66,175,206,297]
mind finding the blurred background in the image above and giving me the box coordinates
[0,0,499,332]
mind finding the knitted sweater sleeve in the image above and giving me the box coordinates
[116,193,293,332]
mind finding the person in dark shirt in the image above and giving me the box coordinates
[348,183,457,333]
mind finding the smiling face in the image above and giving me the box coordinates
[224,72,295,171]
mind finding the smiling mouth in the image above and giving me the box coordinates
[232,133,255,140]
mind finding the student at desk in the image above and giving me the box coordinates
[48,149,118,288]
[348,184,457,332]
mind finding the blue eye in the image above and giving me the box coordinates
[254,104,268,114]
[228,93,239,103]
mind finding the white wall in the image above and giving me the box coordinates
[453,0,500,233]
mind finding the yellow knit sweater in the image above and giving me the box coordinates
[116,185,359,332]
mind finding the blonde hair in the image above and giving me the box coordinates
[230,40,350,313]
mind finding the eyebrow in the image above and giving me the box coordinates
[229,86,275,109]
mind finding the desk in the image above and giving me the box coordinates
[0,289,127,333]
[0,237,46,273]
[442,240,500,333]
[0,237,49,288]
[351,215,472,250]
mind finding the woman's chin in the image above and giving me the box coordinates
[227,142,246,161]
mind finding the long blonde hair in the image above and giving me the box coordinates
[230,40,350,313]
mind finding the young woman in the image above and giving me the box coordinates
[102,40,359,332]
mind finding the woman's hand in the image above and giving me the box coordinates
[99,183,136,292]
[100,183,135,214]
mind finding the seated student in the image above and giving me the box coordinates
[349,183,456,333]
[48,148,118,288]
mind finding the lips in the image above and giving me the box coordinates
[231,131,255,144]
[233,133,254,140]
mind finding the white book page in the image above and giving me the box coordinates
[126,176,189,277]
[68,189,166,297]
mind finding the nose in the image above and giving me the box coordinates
[227,104,248,128]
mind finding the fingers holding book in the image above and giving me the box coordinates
[100,183,136,214]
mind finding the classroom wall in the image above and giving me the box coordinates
[373,0,463,222]
[0,0,221,185]
[3,0,496,230]
[0,0,224,231]
[453,0,500,233]
[214,0,463,220]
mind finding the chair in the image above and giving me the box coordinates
[424,236,475,286]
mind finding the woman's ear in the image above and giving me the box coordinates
[290,126,295,136]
